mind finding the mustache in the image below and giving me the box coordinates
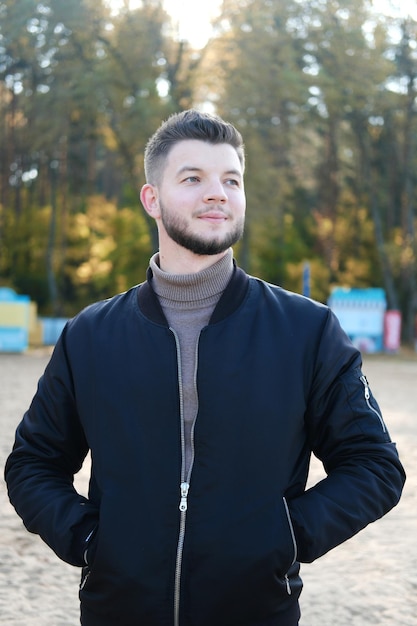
[194,207,232,217]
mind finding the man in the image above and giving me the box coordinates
[5,110,405,626]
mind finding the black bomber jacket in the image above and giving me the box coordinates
[5,266,406,626]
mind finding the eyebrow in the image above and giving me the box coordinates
[176,166,242,178]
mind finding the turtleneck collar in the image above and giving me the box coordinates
[149,249,234,306]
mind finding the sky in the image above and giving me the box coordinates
[162,0,222,48]
[106,0,222,48]
[106,0,417,49]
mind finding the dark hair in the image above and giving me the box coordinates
[144,109,245,185]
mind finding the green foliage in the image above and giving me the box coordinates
[0,202,51,307]
[60,196,152,315]
[1,0,417,341]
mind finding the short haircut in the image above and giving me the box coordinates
[144,109,245,185]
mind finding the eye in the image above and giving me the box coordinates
[225,178,240,186]
[183,176,200,183]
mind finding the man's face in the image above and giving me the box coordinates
[155,139,246,256]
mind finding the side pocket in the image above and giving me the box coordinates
[282,497,298,596]
[80,565,90,591]
[84,527,98,566]
[283,496,297,565]
[79,526,98,591]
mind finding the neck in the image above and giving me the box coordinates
[150,248,234,305]
[157,240,231,274]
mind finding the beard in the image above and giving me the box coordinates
[159,202,245,256]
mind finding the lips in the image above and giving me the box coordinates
[198,211,228,222]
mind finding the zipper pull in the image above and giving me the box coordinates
[360,375,370,399]
[284,573,292,595]
[179,482,189,512]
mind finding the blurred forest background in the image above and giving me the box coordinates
[1,0,417,342]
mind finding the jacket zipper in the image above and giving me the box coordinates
[174,482,189,626]
[171,329,199,626]
[283,497,298,595]
[360,375,386,432]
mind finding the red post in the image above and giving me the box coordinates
[384,310,402,352]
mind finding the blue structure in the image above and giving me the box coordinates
[302,262,311,298]
[328,287,387,353]
[0,288,31,353]
[40,317,68,345]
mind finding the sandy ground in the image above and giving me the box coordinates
[0,349,416,625]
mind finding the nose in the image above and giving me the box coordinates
[203,180,228,203]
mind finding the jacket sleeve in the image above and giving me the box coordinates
[288,309,406,564]
[4,325,98,567]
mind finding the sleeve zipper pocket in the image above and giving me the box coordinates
[360,375,386,432]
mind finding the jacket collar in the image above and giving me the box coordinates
[137,261,249,326]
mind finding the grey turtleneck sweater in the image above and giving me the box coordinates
[149,249,234,478]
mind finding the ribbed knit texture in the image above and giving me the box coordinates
[150,250,234,477]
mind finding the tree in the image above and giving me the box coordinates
[392,19,417,342]
[0,0,212,313]
[208,0,312,281]
[2,0,417,341]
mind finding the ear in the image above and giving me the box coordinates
[140,184,161,218]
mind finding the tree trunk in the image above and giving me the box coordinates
[46,161,60,315]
